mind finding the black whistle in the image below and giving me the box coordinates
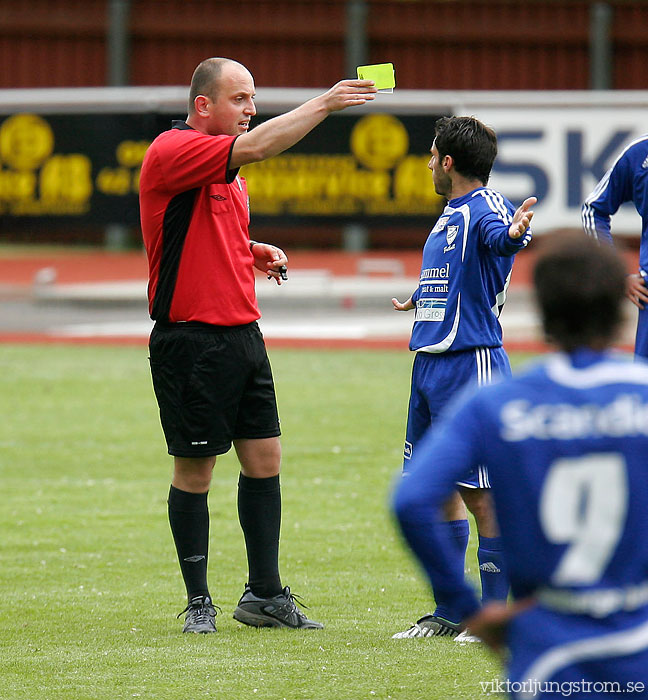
[268,265,288,281]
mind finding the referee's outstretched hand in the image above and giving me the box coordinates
[323,80,377,112]
[508,196,537,239]
[251,242,289,285]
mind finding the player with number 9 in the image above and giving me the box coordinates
[393,232,648,696]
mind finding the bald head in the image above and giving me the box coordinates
[188,58,250,114]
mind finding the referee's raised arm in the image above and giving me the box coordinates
[229,79,377,168]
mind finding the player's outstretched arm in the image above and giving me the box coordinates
[508,196,537,239]
[230,80,377,168]
[392,296,415,311]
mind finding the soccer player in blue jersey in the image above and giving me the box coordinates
[582,134,648,359]
[394,232,648,697]
[391,116,536,638]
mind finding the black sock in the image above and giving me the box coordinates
[168,485,210,602]
[237,473,283,598]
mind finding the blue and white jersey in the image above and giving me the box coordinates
[409,187,531,353]
[582,134,648,274]
[394,349,648,621]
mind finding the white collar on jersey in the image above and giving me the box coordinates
[546,351,648,389]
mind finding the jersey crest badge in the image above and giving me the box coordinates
[444,225,458,253]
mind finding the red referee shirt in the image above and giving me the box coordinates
[139,121,259,326]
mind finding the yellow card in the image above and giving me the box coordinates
[356,62,395,93]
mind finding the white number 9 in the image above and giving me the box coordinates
[539,453,628,586]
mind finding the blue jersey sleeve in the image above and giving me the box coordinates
[469,188,531,256]
[392,393,486,620]
[582,152,633,245]
[479,211,532,256]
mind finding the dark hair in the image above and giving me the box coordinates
[188,58,228,113]
[533,232,627,351]
[433,116,497,185]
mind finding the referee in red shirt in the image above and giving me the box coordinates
[139,57,376,633]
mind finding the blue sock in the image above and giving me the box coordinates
[432,519,469,623]
[478,535,508,602]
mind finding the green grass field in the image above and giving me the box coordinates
[0,344,534,700]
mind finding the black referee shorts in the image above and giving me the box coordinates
[148,321,281,458]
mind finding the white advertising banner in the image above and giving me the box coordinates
[475,107,646,234]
